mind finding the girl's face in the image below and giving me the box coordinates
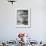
[17,11,24,25]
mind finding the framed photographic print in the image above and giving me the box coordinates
[16,8,31,28]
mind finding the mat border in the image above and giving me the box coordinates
[16,8,31,28]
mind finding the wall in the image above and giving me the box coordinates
[0,0,46,41]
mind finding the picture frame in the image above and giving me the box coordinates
[16,8,31,28]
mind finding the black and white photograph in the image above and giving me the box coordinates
[17,10,28,25]
[16,8,31,28]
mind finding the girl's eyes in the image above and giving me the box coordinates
[17,21,21,23]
